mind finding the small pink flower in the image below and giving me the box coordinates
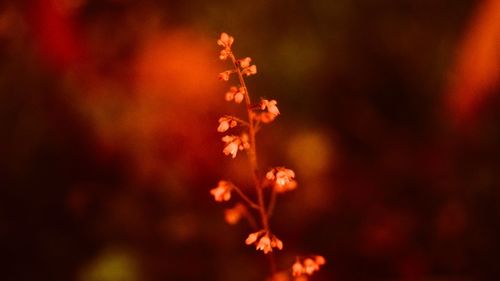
[266,167,297,193]
[236,56,257,76]
[256,234,272,254]
[246,231,283,254]
[266,170,276,181]
[270,235,283,250]
[217,120,230,133]
[278,181,297,193]
[260,99,280,115]
[225,203,246,225]
[252,99,280,124]
[225,86,238,101]
[217,116,237,132]
[291,256,326,277]
[234,88,245,103]
[292,261,305,277]
[257,112,278,123]
[222,135,239,158]
[218,70,232,81]
[221,135,249,158]
[225,86,245,103]
[217,32,234,48]
[219,49,230,60]
[303,258,319,275]
[210,180,232,202]
[315,255,326,265]
[276,168,295,186]
[238,57,252,68]
[245,230,263,245]
[242,64,257,76]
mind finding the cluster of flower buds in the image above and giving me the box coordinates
[216,32,263,159]
[217,32,257,82]
[210,180,233,202]
[217,116,238,132]
[266,167,297,193]
[217,32,234,60]
[225,86,245,103]
[238,57,257,76]
[221,134,250,158]
[261,99,280,115]
[292,256,326,277]
[245,230,283,254]
[251,98,280,124]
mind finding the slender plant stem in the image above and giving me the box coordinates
[229,53,269,228]
[267,187,277,217]
[232,185,260,210]
[268,252,277,275]
[243,208,259,230]
[229,52,276,278]
[225,115,250,127]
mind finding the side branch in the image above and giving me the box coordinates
[232,185,260,210]
[267,187,277,217]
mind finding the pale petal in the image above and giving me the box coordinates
[234,92,244,103]
[292,262,304,277]
[315,255,326,265]
[245,232,259,245]
[217,121,229,132]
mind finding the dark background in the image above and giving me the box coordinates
[1,0,500,280]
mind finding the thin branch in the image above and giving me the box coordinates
[267,186,277,217]
[242,209,259,230]
[254,121,261,133]
[268,252,277,277]
[232,185,260,210]
[225,115,250,127]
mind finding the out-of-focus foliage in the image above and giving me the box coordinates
[79,247,140,281]
[1,0,500,281]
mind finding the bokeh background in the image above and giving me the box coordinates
[1,0,500,281]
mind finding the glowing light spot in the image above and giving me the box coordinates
[79,248,140,281]
[287,131,333,177]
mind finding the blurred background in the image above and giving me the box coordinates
[1,0,500,280]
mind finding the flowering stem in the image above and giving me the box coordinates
[229,54,268,224]
[230,52,275,277]
[217,33,324,281]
